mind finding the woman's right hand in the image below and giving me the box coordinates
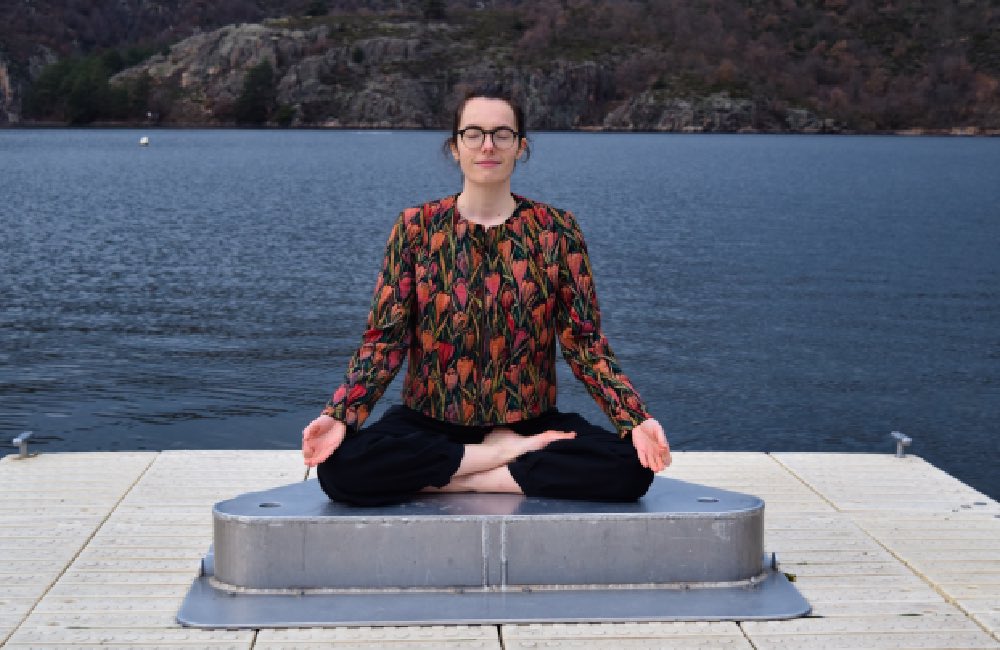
[302,415,347,467]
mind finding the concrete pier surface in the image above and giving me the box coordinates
[1,450,998,649]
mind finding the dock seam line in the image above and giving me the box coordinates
[249,628,259,648]
[769,453,999,643]
[737,621,761,650]
[847,515,1000,643]
[765,453,840,512]
[2,452,159,643]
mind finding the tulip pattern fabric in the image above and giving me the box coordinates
[323,194,652,437]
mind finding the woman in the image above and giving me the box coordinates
[302,86,671,506]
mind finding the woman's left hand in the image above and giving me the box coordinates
[630,418,671,473]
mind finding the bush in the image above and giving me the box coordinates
[274,104,296,126]
[305,0,328,17]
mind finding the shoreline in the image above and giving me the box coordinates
[2,122,999,137]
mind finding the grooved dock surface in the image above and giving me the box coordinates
[1,450,997,649]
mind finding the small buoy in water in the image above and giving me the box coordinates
[139,136,150,146]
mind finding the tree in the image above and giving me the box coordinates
[57,57,113,124]
[234,60,276,125]
[422,0,446,21]
[305,0,328,17]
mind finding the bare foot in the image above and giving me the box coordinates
[483,426,576,459]
[482,426,521,447]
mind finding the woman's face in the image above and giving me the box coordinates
[451,97,526,185]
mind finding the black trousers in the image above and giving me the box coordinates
[317,405,654,507]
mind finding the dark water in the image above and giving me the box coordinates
[1,129,998,499]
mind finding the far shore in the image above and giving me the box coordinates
[2,122,999,137]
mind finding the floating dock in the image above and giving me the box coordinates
[1,450,998,649]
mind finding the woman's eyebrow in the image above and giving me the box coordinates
[459,124,515,130]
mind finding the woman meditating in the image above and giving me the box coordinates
[301,86,671,506]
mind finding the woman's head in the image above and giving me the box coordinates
[444,84,531,164]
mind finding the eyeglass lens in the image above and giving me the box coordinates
[461,127,517,149]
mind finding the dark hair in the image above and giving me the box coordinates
[442,84,531,161]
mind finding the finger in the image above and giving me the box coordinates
[651,444,665,472]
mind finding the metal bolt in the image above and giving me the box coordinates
[891,430,912,458]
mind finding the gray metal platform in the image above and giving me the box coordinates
[177,477,810,627]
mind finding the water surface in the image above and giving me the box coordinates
[1,129,998,498]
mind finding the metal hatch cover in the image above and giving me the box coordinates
[178,477,810,627]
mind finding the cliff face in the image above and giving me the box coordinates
[0,53,14,123]
[111,22,826,132]
[0,44,58,124]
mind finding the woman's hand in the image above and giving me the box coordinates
[302,415,347,467]
[630,418,671,473]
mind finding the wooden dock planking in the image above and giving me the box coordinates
[0,450,997,649]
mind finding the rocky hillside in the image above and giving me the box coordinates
[109,21,654,130]
[106,20,803,132]
[4,1,1000,132]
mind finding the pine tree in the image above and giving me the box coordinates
[234,60,276,125]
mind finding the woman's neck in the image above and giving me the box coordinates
[457,184,517,227]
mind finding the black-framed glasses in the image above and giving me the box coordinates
[457,126,519,150]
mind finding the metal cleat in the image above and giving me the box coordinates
[891,430,912,458]
[9,432,63,459]
[12,431,34,458]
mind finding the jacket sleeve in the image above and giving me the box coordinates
[322,208,417,430]
[555,210,652,437]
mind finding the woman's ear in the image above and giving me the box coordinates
[450,140,460,161]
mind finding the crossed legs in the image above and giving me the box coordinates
[316,405,652,506]
[422,427,576,494]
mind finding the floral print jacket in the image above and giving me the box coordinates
[323,194,651,437]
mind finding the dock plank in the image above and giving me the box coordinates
[255,625,500,649]
[500,621,752,649]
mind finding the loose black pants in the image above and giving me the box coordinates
[317,405,654,506]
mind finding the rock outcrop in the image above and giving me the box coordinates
[110,22,831,132]
[0,52,17,124]
[0,44,57,124]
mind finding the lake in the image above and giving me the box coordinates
[1,129,998,499]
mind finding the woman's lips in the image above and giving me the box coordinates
[475,161,501,167]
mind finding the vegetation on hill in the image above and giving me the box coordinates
[21,47,155,124]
